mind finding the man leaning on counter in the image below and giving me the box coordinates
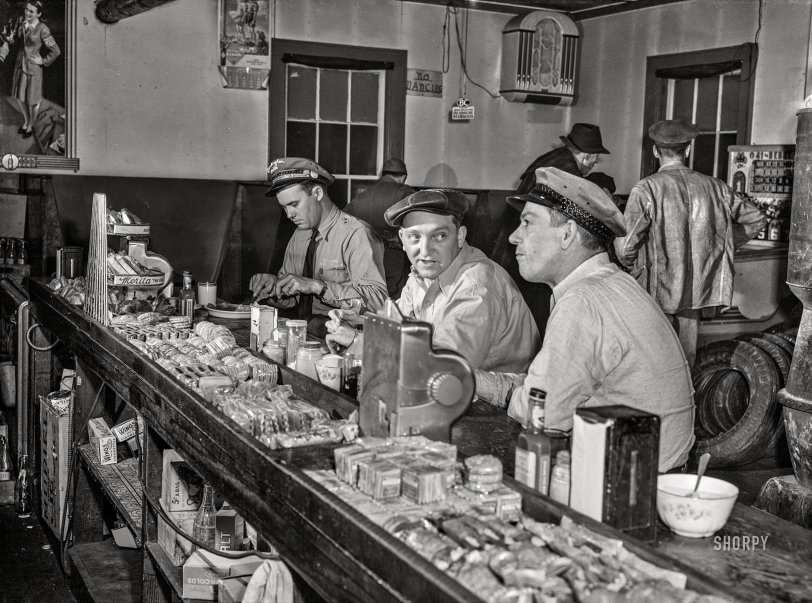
[476,168,695,472]
[327,188,540,376]
[250,157,388,338]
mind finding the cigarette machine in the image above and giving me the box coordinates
[359,301,475,442]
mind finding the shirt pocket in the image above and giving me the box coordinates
[318,259,349,283]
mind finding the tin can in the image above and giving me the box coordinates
[250,305,277,352]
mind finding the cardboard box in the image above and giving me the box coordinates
[40,396,70,536]
[87,417,117,465]
[182,550,262,600]
[161,448,204,511]
[215,503,244,552]
[158,499,197,566]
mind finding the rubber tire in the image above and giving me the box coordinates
[694,369,728,437]
[708,370,749,432]
[691,340,780,468]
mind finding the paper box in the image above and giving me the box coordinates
[215,503,244,552]
[40,396,71,536]
[87,417,117,465]
[158,499,197,566]
[217,575,250,603]
[182,550,263,600]
[161,448,204,511]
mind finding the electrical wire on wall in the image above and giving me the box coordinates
[442,1,500,99]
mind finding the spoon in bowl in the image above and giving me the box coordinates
[688,452,711,498]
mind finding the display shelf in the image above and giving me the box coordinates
[77,443,143,544]
[67,539,142,602]
[146,541,184,601]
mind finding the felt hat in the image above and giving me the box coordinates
[381,158,408,175]
[384,189,472,227]
[507,167,626,240]
[265,157,335,197]
[560,123,610,155]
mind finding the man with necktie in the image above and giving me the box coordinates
[250,157,387,338]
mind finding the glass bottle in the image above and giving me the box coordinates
[15,453,31,517]
[549,449,571,506]
[0,238,7,264]
[17,240,26,265]
[193,483,216,548]
[179,271,196,322]
[6,239,16,265]
[514,388,552,495]
[343,325,364,399]
[0,435,12,481]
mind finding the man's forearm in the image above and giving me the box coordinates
[475,369,525,409]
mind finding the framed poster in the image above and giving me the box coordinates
[218,0,271,90]
[0,0,77,172]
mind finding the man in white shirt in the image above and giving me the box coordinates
[477,168,695,472]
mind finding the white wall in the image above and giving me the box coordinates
[71,0,812,191]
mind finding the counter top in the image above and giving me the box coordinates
[27,279,812,603]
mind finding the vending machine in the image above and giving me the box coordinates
[727,145,794,245]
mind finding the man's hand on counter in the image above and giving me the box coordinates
[249,273,279,299]
[272,274,322,298]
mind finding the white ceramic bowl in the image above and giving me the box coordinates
[656,473,739,538]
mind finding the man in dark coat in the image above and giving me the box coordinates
[516,123,610,194]
[344,158,414,297]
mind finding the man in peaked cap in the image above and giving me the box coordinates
[344,158,415,298]
[250,157,387,338]
[327,188,540,377]
[477,167,695,472]
[615,119,766,367]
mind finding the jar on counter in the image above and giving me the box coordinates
[286,319,308,366]
[261,340,287,365]
[295,341,324,380]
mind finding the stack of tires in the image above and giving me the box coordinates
[691,321,797,469]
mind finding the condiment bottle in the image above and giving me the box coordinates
[193,483,217,548]
[15,453,31,517]
[343,325,364,399]
[514,388,552,495]
[179,271,196,322]
[549,449,571,506]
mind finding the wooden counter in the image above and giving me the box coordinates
[27,279,812,603]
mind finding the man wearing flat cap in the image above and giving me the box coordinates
[478,167,695,472]
[250,157,387,337]
[615,120,767,367]
[344,158,414,298]
[327,188,540,377]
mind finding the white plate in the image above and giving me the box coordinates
[205,307,251,319]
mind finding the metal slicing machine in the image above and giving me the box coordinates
[359,299,474,442]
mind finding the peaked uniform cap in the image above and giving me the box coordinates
[560,123,610,155]
[648,120,698,146]
[384,189,472,227]
[507,167,626,240]
[265,157,335,196]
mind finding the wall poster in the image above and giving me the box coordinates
[0,0,77,172]
[218,0,271,90]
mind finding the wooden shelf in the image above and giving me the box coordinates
[68,539,142,602]
[77,443,143,544]
[145,541,184,601]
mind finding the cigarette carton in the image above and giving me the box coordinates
[157,499,196,566]
[161,449,204,511]
[87,417,117,465]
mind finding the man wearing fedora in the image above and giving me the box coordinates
[250,157,387,338]
[517,123,610,194]
[327,188,540,377]
[477,167,694,472]
[615,120,767,367]
[344,158,415,298]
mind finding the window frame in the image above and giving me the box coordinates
[641,44,757,178]
[269,38,406,171]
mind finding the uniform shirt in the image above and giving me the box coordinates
[280,202,387,316]
[397,243,540,373]
[517,146,581,194]
[505,253,695,472]
[615,163,767,314]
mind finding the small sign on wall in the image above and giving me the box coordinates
[406,69,443,98]
[218,0,271,90]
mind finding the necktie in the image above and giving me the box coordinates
[298,230,318,319]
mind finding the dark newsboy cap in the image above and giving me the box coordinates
[560,123,610,155]
[384,189,472,227]
[648,119,698,146]
[382,158,407,175]
[265,157,335,196]
[507,167,626,240]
